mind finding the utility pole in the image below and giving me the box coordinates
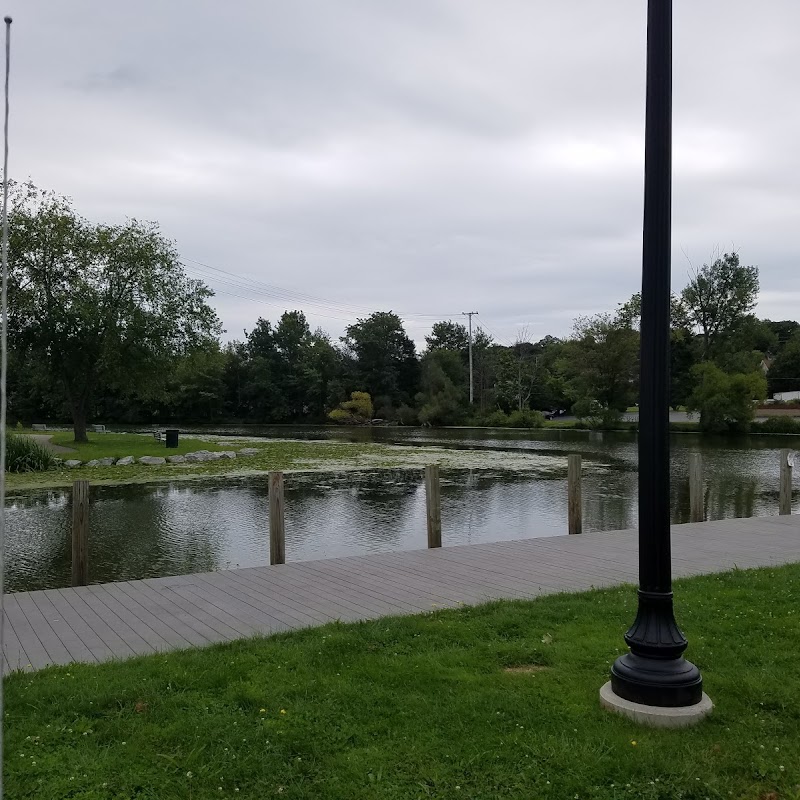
[462,311,478,405]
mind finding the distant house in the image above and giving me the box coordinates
[759,355,773,375]
[773,390,800,402]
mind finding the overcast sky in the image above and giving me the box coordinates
[7,1,800,347]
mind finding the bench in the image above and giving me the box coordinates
[31,423,47,431]
[91,424,106,433]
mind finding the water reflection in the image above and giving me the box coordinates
[5,428,798,592]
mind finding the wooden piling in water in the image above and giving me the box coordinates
[568,454,582,535]
[425,464,442,548]
[780,449,793,516]
[689,452,704,523]
[269,471,286,565]
[71,480,90,586]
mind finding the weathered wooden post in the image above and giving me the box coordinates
[689,452,704,523]
[269,471,286,565]
[780,449,793,516]
[425,464,442,548]
[568,454,582,535]
[71,480,90,586]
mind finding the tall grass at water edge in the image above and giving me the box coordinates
[5,433,57,472]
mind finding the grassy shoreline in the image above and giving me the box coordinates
[5,563,800,799]
[7,421,798,492]
[5,434,569,493]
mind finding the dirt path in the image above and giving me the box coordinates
[29,434,76,454]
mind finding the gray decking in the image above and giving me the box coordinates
[4,514,799,672]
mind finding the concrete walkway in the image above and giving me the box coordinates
[28,434,76,454]
[4,515,799,672]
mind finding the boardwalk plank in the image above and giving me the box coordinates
[4,594,52,670]
[4,515,799,671]
[168,586,258,638]
[174,579,293,633]
[203,571,336,627]
[15,592,74,665]
[117,581,226,645]
[55,589,138,660]
[29,591,97,664]
[43,589,116,662]
[1,613,30,672]
[229,566,391,621]
[73,587,158,656]
[85,585,172,653]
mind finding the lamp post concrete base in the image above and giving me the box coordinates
[600,681,713,728]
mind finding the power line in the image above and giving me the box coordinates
[182,265,356,322]
[183,266,453,341]
[182,255,539,348]
[476,316,515,348]
[182,256,459,320]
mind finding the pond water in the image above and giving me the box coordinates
[5,426,798,593]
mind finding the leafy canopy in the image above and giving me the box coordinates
[681,252,759,359]
[8,183,220,441]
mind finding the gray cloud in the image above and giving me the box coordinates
[7,0,799,347]
[66,65,145,92]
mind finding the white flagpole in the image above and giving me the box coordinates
[0,15,13,797]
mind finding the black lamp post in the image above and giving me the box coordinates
[609,0,703,708]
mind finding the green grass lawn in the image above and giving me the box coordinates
[47,432,227,460]
[5,564,800,799]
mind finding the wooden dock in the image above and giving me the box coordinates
[4,514,800,672]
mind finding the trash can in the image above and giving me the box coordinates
[165,429,179,448]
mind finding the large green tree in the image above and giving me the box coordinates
[768,329,800,396]
[241,318,281,421]
[558,314,639,423]
[416,349,466,426]
[687,362,767,432]
[424,321,469,353]
[341,312,419,415]
[164,344,227,421]
[239,313,338,422]
[8,184,220,441]
[681,252,759,360]
[494,330,538,413]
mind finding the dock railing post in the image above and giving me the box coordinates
[568,454,582,535]
[71,480,90,586]
[689,452,704,523]
[269,471,286,565]
[780,449,793,516]
[425,464,442,548]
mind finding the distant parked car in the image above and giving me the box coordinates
[543,409,567,420]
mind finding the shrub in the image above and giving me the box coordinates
[507,409,545,429]
[571,399,626,429]
[6,433,56,472]
[669,421,700,433]
[484,410,510,427]
[396,404,419,426]
[687,363,767,433]
[327,408,354,425]
[328,392,374,425]
[755,416,800,434]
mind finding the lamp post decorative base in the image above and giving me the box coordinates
[611,651,702,708]
[600,682,713,728]
[609,590,704,707]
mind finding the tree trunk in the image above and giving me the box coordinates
[72,404,88,443]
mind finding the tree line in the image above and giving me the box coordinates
[7,185,800,440]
